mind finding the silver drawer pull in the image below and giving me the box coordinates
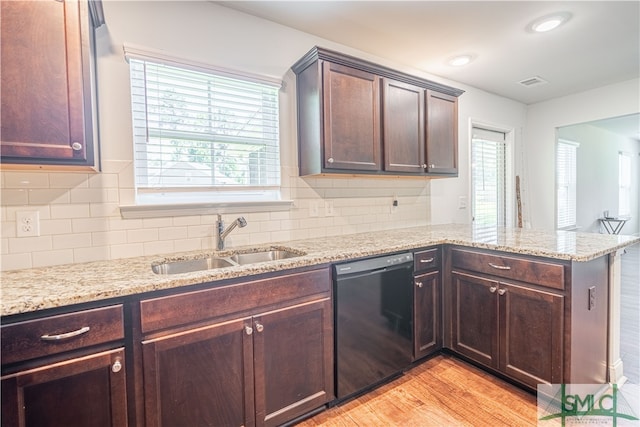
[41,326,90,341]
[420,258,435,263]
[488,263,511,271]
[498,289,507,296]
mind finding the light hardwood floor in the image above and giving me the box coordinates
[297,354,538,426]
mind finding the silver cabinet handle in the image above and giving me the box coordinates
[429,164,435,168]
[416,281,423,288]
[420,258,435,263]
[489,286,497,293]
[488,263,511,270]
[255,322,264,333]
[244,325,253,335]
[71,142,83,151]
[421,164,427,168]
[112,360,122,373]
[498,289,507,296]
[41,326,90,341]
[327,157,334,164]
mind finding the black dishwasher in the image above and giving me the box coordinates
[333,252,414,401]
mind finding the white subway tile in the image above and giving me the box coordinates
[51,204,90,219]
[53,233,92,249]
[9,236,53,253]
[143,240,175,256]
[32,250,74,268]
[73,246,110,263]
[90,202,120,218]
[109,218,143,231]
[49,173,89,189]
[72,218,110,233]
[127,228,159,243]
[3,172,49,188]
[111,243,145,259]
[40,219,73,236]
[1,189,29,206]
[0,253,32,271]
[28,189,71,205]
[92,230,127,246]
[70,188,109,204]
[173,239,202,252]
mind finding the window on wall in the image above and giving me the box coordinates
[471,127,510,229]
[619,151,631,217]
[125,49,281,206]
[556,139,579,229]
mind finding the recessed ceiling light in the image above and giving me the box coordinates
[528,12,572,33]
[448,54,474,67]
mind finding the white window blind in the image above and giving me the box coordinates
[471,127,507,230]
[556,139,579,229]
[128,57,281,201]
[619,151,631,216]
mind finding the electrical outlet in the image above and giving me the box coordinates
[309,201,319,217]
[458,196,468,209]
[325,200,335,216]
[16,211,40,237]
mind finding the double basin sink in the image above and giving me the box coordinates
[151,247,305,275]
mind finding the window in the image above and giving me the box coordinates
[127,51,281,205]
[619,151,631,217]
[471,127,510,229]
[556,139,579,229]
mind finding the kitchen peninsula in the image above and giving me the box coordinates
[2,224,638,426]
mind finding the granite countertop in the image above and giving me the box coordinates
[1,224,638,317]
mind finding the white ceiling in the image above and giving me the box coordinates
[218,1,640,139]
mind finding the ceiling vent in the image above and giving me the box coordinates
[518,76,548,87]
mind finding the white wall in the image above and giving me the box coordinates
[524,79,640,230]
[0,1,536,271]
[558,124,640,235]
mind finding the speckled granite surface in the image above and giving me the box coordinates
[1,224,638,316]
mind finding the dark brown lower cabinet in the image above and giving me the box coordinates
[451,271,564,389]
[413,270,441,359]
[1,348,127,427]
[141,298,333,427]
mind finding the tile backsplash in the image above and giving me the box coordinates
[1,164,430,271]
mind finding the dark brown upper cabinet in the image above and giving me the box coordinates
[425,90,458,175]
[292,47,463,177]
[0,0,103,168]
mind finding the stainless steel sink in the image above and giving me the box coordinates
[229,249,301,265]
[151,247,305,275]
[151,257,234,275]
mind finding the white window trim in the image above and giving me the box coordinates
[119,44,292,218]
[556,138,580,230]
[468,119,515,228]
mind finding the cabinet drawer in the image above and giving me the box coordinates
[1,305,124,365]
[414,248,440,272]
[140,268,330,334]
[450,248,565,290]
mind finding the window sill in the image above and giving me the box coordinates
[119,200,294,219]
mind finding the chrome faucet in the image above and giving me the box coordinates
[216,214,247,250]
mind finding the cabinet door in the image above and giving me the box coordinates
[322,61,381,171]
[414,271,441,359]
[499,283,564,388]
[451,272,498,368]
[253,298,333,427]
[382,79,425,173]
[425,90,458,175]
[142,318,255,427]
[1,348,127,427]
[0,0,94,165]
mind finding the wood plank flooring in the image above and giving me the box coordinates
[297,354,538,426]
